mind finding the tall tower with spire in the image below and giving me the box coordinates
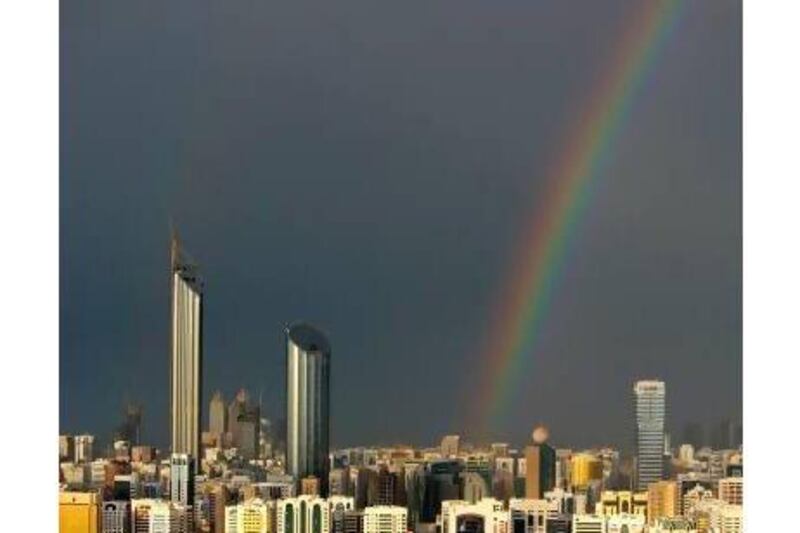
[170,231,204,468]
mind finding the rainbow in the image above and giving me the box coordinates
[477,1,685,432]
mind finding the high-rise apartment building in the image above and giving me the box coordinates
[170,235,203,465]
[225,498,273,533]
[363,506,407,533]
[277,496,331,533]
[146,500,191,533]
[60,491,100,533]
[718,477,743,505]
[286,323,331,495]
[634,380,666,490]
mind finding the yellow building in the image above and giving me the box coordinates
[59,491,100,533]
[647,481,679,525]
[570,453,603,490]
[596,490,648,518]
[227,498,274,533]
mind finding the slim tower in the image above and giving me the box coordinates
[209,390,227,448]
[170,233,203,466]
[634,380,666,490]
[286,323,331,495]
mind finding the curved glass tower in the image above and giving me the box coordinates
[286,323,331,495]
[170,235,203,466]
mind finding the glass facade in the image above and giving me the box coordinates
[170,237,203,464]
[286,323,331,495]
[634,380,666,490]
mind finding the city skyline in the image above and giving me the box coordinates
[60,0,742,449]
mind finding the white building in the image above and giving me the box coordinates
[649,517,697,533]
[278,496,330,533]
[704,503,743,533]
[509,498,560,533]
[606,514,644,533]
[439,499,507,533]
[572,514,605,533]
[363,506,407,533]
[130,499,191,533]
[170,453,194,506]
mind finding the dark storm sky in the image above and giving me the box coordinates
[60,0,741,451]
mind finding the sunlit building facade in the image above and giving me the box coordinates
[286,323,331,495]
[225,498,273,533]
[170,235,203,464]
[59,491,100,533]
[363,506,407,533]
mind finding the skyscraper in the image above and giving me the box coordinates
[286,323,331,496]
[209,390,227,442]
[170,234,203,465]
[524,425,556,500]
[634,380,666,490]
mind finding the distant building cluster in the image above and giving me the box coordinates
[59,238,743,532]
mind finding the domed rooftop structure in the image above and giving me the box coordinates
[287,322,331,354]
